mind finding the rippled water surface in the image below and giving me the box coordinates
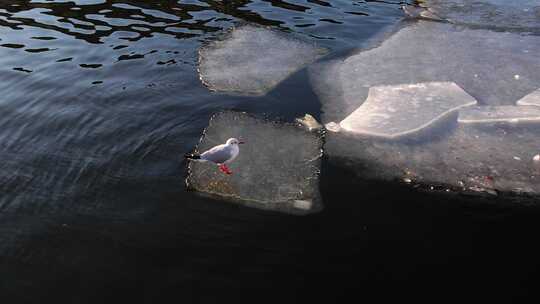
[2,1,540,303]
[0,0,404,213]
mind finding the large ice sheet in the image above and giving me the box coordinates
[458,105,540,124]
[186,112,323,214]
[423,0,540,31]
[311,21,540,123]
[309,14,540,200]
[339,82,477,138]
[198,25,327,96]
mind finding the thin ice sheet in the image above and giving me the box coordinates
[199,25,327,96]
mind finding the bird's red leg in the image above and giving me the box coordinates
[218,164,232,175]
[222,164,232,175]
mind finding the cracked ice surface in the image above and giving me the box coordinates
[424,0,540,31]
[186,112,323,214]
[311,21,540,123]
[339,82,477,138]
[198,25,327,96]
[309,17,540,200]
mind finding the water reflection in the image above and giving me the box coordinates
[0,1,403,43]
[0,0,214,44]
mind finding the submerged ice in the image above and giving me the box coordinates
[198,25,327,96]
[325,121,540,198]
[186,112,323,214]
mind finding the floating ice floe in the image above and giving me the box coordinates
[422,0,540,31]
[339,82,476,138]
[198,25,328,96]
[186,112,323,214]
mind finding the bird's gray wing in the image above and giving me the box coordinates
[200,144,231,164]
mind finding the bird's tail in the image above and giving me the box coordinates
[185,153,201,160]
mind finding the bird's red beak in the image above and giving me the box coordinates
[239,140,245,144]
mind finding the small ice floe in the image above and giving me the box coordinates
[517,89,540,107]
[198,25,328,96]
[338,82,477,139]
[533,154,540,162]
[186,111,324,215]
[296,114,323,132]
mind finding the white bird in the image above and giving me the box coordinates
[185,138,245,175]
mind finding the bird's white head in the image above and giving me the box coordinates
[226,138,245,145]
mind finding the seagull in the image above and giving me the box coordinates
[185,138,245,175]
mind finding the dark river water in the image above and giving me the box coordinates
[1,1,540,303]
